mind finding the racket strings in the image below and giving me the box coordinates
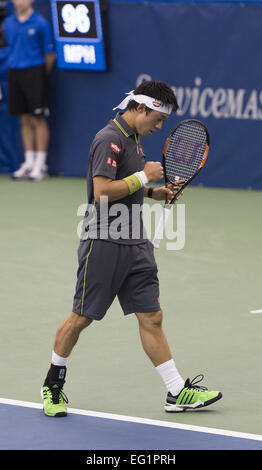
[165,122,207,182]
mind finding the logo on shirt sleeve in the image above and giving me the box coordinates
[107,157,117,168]
[110,142,122,154]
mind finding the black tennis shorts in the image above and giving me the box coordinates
[8,65,49,116]
[72,239,161,320]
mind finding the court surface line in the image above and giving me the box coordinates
[0,396,262,442]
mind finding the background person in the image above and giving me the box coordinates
[2,0,56,181]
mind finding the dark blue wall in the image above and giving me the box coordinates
[1,1,262,190]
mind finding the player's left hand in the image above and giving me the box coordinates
[152,180,185,201]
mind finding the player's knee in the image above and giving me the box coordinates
[69,311,92,332]
[150,309,163,328]
[137,309,163,330]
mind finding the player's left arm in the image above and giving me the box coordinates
[144,181,185,201]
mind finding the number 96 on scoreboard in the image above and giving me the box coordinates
[51,0,107,70]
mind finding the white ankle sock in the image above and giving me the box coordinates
[24,150,35,167]
[156,359,184,396]
[34,151,47,170]
[51,350,68,367]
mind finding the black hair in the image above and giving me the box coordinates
[127,80,179,114]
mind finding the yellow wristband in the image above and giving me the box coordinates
[123,171,148,195]
[123,173,142,194]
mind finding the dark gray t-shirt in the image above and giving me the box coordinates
[84,113,148,244]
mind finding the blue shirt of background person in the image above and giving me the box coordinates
[2,8,54,69]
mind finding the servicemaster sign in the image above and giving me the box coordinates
[51,0,107,70]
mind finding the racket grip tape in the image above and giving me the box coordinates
[152,206,172,248]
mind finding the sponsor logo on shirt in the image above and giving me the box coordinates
[110,142,121,154]
[106,157,117,168]
[28,28,36,36]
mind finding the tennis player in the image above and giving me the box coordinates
[41,80,222,416]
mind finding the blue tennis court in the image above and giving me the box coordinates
[1,398,262,451]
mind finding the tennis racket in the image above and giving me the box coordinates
[152,119,209,248]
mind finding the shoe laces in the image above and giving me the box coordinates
[185,374,208,391]
[49,384,69,405]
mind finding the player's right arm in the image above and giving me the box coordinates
[94,162,163,202]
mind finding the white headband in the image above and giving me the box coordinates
[113,90,173,115]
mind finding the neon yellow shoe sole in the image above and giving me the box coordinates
[165,374,222,412]
[41,385,68,417]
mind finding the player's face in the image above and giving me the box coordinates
[135,109,169,137]
[13,0,34,14]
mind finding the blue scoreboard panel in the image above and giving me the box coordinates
[51,0,107,70]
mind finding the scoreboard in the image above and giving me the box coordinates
[51,0,107,70]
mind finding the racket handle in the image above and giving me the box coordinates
[165,181,169,204]
[152,206,171,248]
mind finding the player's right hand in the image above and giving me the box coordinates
[144,162,164,182]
